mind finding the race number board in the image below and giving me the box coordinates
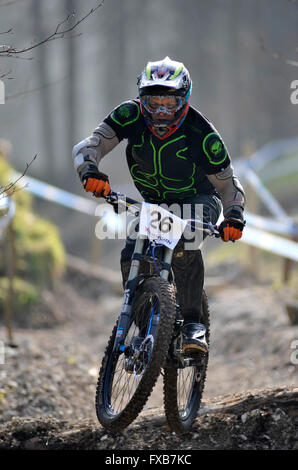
[139,202,187,250]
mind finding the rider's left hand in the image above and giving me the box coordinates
[218,218,245,242]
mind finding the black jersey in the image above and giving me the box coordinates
[104,99,231,204]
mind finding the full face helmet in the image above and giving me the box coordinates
[138,56,192,139]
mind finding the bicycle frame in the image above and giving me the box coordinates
[97,191,220,355]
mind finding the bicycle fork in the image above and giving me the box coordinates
[113,236,174,353]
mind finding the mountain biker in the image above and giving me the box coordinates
[72,56,246,357]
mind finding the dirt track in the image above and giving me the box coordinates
[0,257,297,450]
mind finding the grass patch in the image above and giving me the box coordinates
[0,277,40,314]
[0,152,66,320]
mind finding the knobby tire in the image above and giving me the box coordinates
[95,276,176,432]
[163,290,210,434]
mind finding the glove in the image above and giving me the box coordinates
[218,218,245,242]
[84,171,111,197]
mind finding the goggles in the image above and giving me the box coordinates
[141,95,184,115]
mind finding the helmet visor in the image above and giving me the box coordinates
[141,95,184,116]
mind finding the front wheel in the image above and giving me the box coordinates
[95,276,176,432]
[163,290,210,434]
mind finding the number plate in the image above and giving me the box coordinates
[139,202,187,250]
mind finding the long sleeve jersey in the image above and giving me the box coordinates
[72,100,245,220]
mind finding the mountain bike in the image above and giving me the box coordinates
[94,191,220,434]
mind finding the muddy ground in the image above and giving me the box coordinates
[0,256,297,450]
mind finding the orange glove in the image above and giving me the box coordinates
[218,218,245,242]
[84,172,111,197]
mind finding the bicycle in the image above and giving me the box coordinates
[94,191,221,434]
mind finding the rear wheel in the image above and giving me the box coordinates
[163,290,210,434]
[95,276,176,431]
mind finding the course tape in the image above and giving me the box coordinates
[14,173,97,215]
[238,167,290,222]
[13,173,298,262]
[236,137,298,173]
[245,212,298,237]
[241,226,298,262]
[0,196,15,238]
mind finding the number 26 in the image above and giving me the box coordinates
[150,210,174,233]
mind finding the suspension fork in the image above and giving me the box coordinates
[113,236,145,353]
[113,241,175,352]
[159,246,174,280]
[145,246,174,338]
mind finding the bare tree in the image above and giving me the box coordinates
[0,154,36,198]
[0,0,105,184]
[66,0,76,166]
[0,1,104,58]
[259,0,298,67]
[259,36,298,67]
[31,0,56,179]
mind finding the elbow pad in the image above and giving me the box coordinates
[72,122,118,183]
[72,135,101,183]
[208,165,246,221]
[224,176,246,220]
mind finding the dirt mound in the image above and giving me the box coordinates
[0,387,296,450]
[0,257,297,450]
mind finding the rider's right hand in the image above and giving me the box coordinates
[84,171,111,197]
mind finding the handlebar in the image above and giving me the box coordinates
[104,190,140,207]
[93,190,221,239]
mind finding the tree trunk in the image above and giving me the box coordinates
[31,0,55,181]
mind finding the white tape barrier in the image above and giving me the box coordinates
[241,226,298,262]
[240,167,291,222]
[259,152,298,183]
[236,137,298,173]
[0,196,15,239]
[245,212,298,237]
[14,173,97,215]
[12,173,298,262]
